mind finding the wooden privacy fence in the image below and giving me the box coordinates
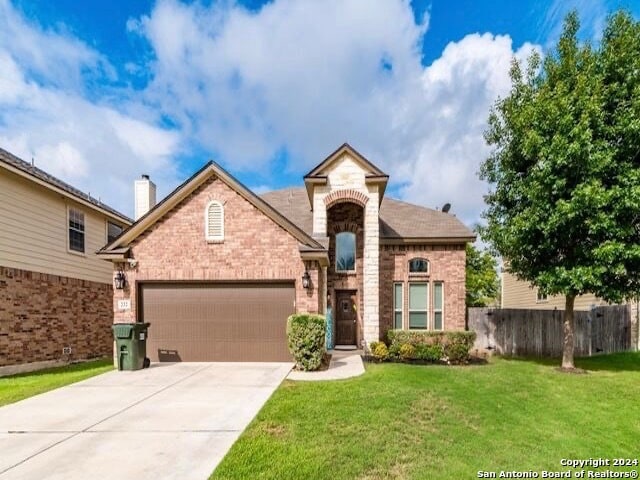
[468,305,632,357]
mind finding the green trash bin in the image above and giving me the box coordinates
[112,323,151,371]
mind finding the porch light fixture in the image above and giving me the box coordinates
[302,271,311,289]
[114,270,126,290]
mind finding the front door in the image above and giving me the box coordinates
[335,291,357,345]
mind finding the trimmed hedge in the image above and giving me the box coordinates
[286,314,326,371]
[386,330,476,364]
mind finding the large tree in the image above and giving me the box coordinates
[480,11,640,370]
[466,243,500,308]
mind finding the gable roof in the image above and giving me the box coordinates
[303,143,389,206]
[99,161,324,257]
[0,147,132,225]
[305,143,388,178]
[260,187,475,243]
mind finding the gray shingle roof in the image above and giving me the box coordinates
[0,147,132,224]
[260,187,474,241]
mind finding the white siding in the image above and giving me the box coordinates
[0,169,125,284]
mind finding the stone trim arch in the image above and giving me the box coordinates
[324,189,369,209]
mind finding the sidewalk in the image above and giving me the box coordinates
[287,350,365,381]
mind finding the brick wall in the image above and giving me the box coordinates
[114,174,320,323]
[379,244,466,340]
[0,266,113,366]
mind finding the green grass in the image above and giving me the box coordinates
[0,359,113,407]
[211,353,640,480]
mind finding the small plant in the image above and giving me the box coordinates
[399,343,416,360]
[286,314,326,371]
[371,342,389,361]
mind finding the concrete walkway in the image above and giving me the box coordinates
[287,351,365,381]
[0,362,292,480]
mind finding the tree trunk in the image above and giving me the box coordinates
[562,294,576,369]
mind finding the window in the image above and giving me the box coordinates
[409,283,428,329]
[536,290,548,302]
[393,283,403,329]
[433,282,444,330]
[336,232,356,272]
[68,207,85,253]
[205,201,224,242]
[107,221,123,243]
[409,258,429,274]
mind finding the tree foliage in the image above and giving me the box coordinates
[479,11,640,368]
[466,243,500,307]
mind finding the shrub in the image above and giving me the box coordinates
[387,330,476,364]
[388,342,401,359]
[399,343,416,360]
[414,343,444,362]
[443,331,477,363]
[370,342,389,361]
[286,314,326,371]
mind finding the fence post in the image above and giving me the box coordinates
[587,304,595,357]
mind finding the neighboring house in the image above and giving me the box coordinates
[501,270,639,350]
[0,148,132,369]
[502,270,606,310]
[98,143,475,362]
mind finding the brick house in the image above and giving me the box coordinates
[99,144,475,361]
[0,148,132,371]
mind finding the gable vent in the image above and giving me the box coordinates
[205,201,224,242]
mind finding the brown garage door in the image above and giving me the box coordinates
[139,282,295,362]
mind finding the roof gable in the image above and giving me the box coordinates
[304,143,388,178]
[303,143,389,207]
[100,161,324,256]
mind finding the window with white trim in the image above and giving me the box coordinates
[393,283,403,329]
[68,207,85,253]
[205,201,224,242]
[433,281,444,330]
[536,290,548,302]
[409,282,428,329]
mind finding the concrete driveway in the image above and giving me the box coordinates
[0,362,291,480]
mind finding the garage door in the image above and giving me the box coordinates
[139,282,295,362]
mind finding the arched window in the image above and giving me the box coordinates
[205,201,224,242]
[409,258,429,274]
[335,232,356,272]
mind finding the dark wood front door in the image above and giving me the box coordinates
[335,291,357,345]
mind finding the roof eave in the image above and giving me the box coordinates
[303,176,327,209]
[0,162,132,225]
[380,236,476,245]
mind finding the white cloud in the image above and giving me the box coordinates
[0,0,546,228]
[0,0,182,218]
[131,0,540,225]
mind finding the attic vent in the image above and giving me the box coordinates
[205,201,224,242]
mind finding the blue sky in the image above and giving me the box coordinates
[1,0,639,223]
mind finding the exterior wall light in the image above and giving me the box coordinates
[114,270,126,290]
[302,271,311,289]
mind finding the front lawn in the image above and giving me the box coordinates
[0,359,113,407]
[211,353,640,479]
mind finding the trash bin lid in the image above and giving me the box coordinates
[112,324,134,338]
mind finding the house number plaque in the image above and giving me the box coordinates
[118,299,131,311]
